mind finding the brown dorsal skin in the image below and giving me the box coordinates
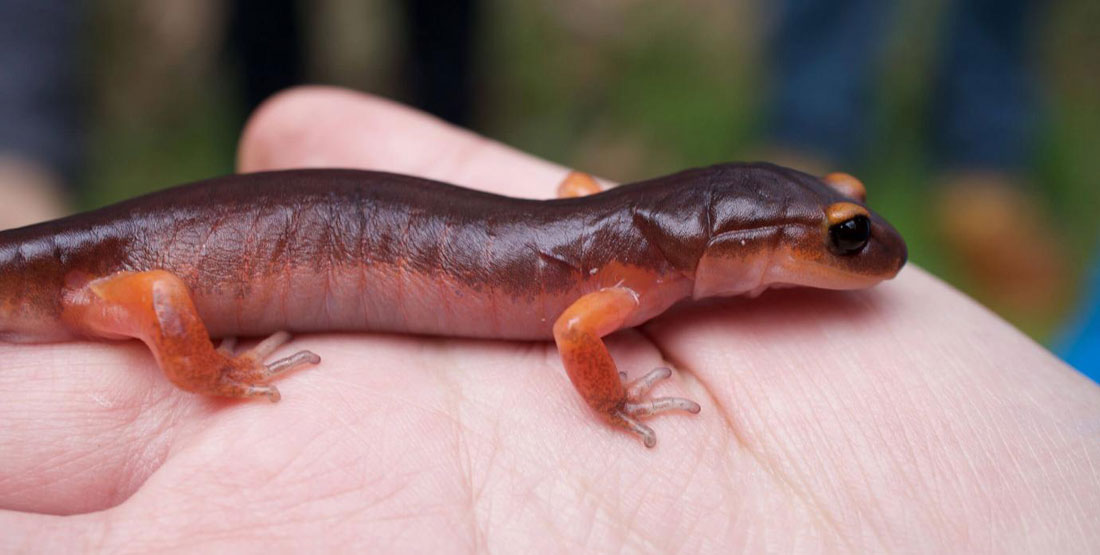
[0,163,906,343]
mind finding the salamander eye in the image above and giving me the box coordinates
[825,201,872,255]
[828,216,870,254]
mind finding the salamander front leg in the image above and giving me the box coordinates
[553,287,700,447]
[62,270,320,401]
[556,171,603,198]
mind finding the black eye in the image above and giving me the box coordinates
[829,215,871,255]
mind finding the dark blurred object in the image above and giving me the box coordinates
[0,0,82,182]
[769,0,1036,170]
[769,0,885,165]
[228,0,478,127]
[228,0,305,116]
[402,0,477,126]
[931,0,1036,172]
[0,0,78,228]
[767,0,1067,315]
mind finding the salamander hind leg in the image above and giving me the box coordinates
[62,270,320,402]
[553,288,700,448]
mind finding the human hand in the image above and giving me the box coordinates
[0,155,69,230]
[2,87,1097,552]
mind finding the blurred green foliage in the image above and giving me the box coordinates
[80,0,1099,340]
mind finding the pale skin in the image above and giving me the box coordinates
[1,87,1097,552]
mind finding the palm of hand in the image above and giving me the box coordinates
[2,88,1097,552]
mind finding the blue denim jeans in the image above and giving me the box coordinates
[768,0,1037,172]
[0,0,81,181]
[1061,247,1100,383]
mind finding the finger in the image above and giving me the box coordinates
[238,86,570,199]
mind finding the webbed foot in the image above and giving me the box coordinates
[220,331,321,402]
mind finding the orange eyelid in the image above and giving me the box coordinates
[823,172,867,202]
[825,202,870,226]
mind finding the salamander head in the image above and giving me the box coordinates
[692,163,907,299]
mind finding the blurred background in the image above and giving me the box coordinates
[0,0,1097,370]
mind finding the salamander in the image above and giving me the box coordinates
[0,162,906,447]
